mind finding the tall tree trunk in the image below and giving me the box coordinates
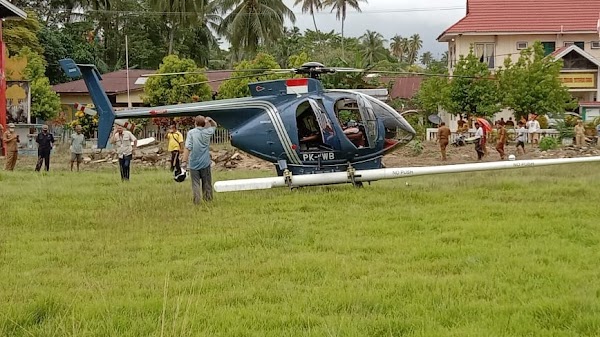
[341,18,345,60]
[312,13,322,53]
[168,27,175,54]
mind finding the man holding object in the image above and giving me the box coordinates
[182,115,217,204]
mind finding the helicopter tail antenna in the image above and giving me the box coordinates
[59,58,116,149]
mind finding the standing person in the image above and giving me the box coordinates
[495,122,507,160]
[516,121,526,156]
[527,115,540,145]
[473,122,485,161]
[70,125,86,171]
[574,120,585,147]
[35,125,54,172]
[436,122,451,161]
[182,115,217,204]
[3,123,19,170]
[111,125,137,181]
[166,124,184,173]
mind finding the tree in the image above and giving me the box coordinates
[415,76,450,114]
[420,52,433,67]
[293,0,323,34]
[390,35,408,63]
[445,48,500,118]
[16,48,61,121]
[360,30,387,65]
[217,53,285,99]
[3,10,44,56]
[497,41,577,121]
[215,0,296,56]
[406,34,422,65]
[143,55,212,106]
[323,0,367,59]
[149,0,206,54]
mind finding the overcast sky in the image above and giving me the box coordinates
[282,0,466,60]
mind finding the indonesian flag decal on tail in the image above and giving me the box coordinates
[286,78,309,95]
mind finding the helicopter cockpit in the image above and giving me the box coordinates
[330,91,415,150]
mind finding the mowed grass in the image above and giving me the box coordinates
[1,163,600,337]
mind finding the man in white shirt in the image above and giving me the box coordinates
[527,116,540,145]
[111,125,137,181]
[473,122,485,161]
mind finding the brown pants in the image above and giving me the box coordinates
[576,134,585,146]
[439,139,449,160]
[496,142,505,160]
[5,151,17,170]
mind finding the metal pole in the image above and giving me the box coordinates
[126,35,131,108]
[0,19,6,156]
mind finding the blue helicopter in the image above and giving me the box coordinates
[59,58,600,192]
[59,59,415,178]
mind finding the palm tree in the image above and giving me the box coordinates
[360,30,386,65]
[323,0,367,59]
[390,35,405,62]
[294,0,323,33]
[406,33,422,65]
[420,51,433,66]
[215,0,296,56]
[149,0,207,54]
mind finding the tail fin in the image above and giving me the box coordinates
[59,58,115,149]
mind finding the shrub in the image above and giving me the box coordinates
[539,136,558,151]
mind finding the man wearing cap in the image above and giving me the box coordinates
[181,115,217,203]
[3,123,19,170]
[35,124,55,172]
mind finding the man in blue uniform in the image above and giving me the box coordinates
[35,125,54,172]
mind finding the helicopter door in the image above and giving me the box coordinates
[356,94,378,148]
[308,99,339,150]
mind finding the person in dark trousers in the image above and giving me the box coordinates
[182,115,217,204]
[473,122,485,161]
[35,125,54,172]
[111,125,137,181]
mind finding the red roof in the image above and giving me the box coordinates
[439,0,600,40]
[377,76,424,99]
[52,70,232,94]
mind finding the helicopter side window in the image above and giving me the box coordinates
[296,101,333,150]
[333,98,370,148]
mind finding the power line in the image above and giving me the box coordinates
[62,6,465,16]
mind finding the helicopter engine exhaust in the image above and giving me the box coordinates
[213,156,600,192]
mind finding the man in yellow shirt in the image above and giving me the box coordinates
[166,124,184,173]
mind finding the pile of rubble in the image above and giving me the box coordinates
[538,144,600,158]
[82,137,272,171]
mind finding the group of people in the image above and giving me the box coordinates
[436,116,536,161]
[2,115,217,204]
[2,123,83,172]
[110,115,217,204]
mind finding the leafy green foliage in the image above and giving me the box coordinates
[218,53,285,99]
[445,48,500,118]
[17,47,61,122]
[538,136,558,151]
[414,76,449,114]
[143,55,212,106]
[497,41,578,121]
[3,10,44,56]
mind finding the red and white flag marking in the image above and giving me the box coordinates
[286,78,309,95]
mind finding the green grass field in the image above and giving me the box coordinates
[2,163,600,337]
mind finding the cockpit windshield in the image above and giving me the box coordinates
[358,94,416,145]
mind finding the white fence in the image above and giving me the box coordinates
[426,128,560,142]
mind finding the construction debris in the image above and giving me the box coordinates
[83,137,272,170]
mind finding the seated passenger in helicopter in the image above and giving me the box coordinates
[343,120,365,147]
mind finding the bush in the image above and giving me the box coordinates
[409,139,423,156]
[539,136,558,151]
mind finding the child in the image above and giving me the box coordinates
[516,121,526,155]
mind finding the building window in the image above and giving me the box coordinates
[542,42,556,56]
[475,43,495,68]
[564,41,585,50]
[592,41,600,49]
[516,42,528,50]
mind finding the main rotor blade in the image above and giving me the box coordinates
[362,70,497,80]
[142,68,295,77]
[180,71,289,87]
